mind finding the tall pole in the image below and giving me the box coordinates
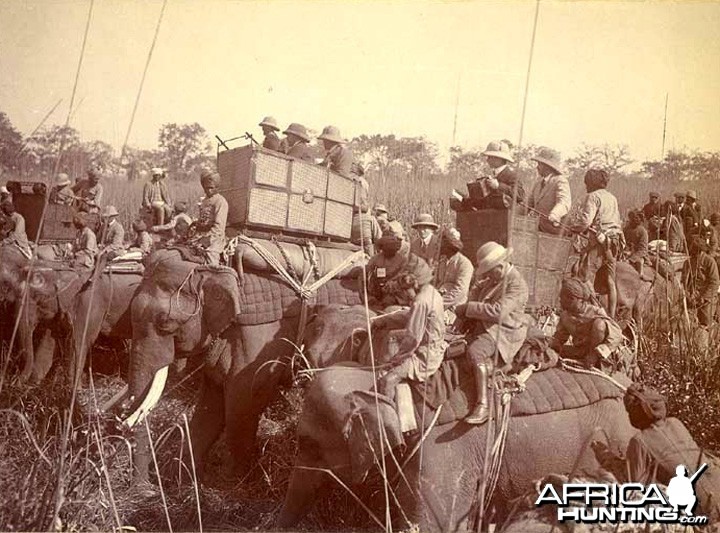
[451,73,460,146]
[661,92,668,159]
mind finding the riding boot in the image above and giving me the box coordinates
[377,369,403,402]
[466,363,490,425]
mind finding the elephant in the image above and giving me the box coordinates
[276,363,636,532]
[2,249,142,385]
[119,250,361,481]
[274,304,638,531]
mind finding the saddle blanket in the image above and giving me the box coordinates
[410,361,624,427]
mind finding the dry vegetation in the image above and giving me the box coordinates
[0,171,719,531]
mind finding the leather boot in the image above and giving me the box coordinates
[377,369,403,402]
[466,363,490,425]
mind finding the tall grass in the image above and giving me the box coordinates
[0,169,718,531]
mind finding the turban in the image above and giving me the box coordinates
[132,220,147,232]
[400,257,433,288]
[200,169,221,187]
[561,278,592,301]
[376,234,402,256]
[624,383,667,429]
[584,168,609,191]
[384,220,405,239]
[441,228,463,252]
[73,212,89,227]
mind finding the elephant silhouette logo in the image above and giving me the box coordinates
[666,463,707,516]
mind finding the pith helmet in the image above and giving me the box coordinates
[411,213,439,230]
[0,186,9,195]
[482,141,515,163]
[56,173,71,187]
[686,190,698,200]
[475,241,512,276]
[531,147,563,174]
[374,204,388,215]
[259,116,280,131]
[102,205,119,218]
[318,125,345,144]
[283,123,310,142]
[151,167,165,177]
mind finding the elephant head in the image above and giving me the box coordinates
[277,365,403,528]
[122,261,241,429]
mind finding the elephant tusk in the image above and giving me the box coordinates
[100,384,129,414]
[122,366,169,429]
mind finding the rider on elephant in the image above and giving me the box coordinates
[189,168,228,266]
[71,212,98,269]
[623,209,648,276]
[373,264,445,400]
[434,227,473,311]
[550,278,623,369]
[454,241,530,425]
[570,168,624,318]
[0,200,30,253]
[363,220,429,310]
[101,205,126,259]
[682,235,720,327]
[623,383,720,521]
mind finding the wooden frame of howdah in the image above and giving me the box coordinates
[217,144,357,241]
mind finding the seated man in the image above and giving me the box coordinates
[281,123,314,162]
[318,125,352,177]
[258,116,282,152]
[49,173,75,205]
[131,220,153,255]
[0,201,30,253]
[623,384,720,521]
[142,168,173,226]
[550,278,623,369]
[363,221,428,310]
[373,264,445,401]
[188,169,228,266]
[71,213,98,269]
[101,205,126,259]
[527,146,571,234]
[623,209,649,275]
[434,228,473,311]
[409,213,441,270]
[455,241,530,425]
[72,167,103,213]
[151,201,193,236]
[451,141,525,211]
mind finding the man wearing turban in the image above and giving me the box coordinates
[623,384,720,521]
[190,169,228,266]
[550,278,623,369]
[71,212,98,269]
[569,169,624,318]
[372,264,446,400]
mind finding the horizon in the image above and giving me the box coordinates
[1,1,719,165]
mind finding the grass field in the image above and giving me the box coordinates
[0,170,719,531]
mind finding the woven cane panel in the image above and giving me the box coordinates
[326,172,356,205]
[535,269,564,308]
[514,214,539,233]
[247,188,288,228]
[288,194,325,234]
[515,265,537,304]
[290,162,328,197]
[218,146,253,188]
[324,202,353,239]
[510,231,538,269]
[537,234,573,271]
[254,152,289,188]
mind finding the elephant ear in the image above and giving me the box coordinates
[343,391,404,485]
[201,273,241,335]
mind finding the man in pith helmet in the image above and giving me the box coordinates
[455,242,530,425]
[528,146,571,234]
[409,213,441,270]
[50,173,75,205]
[259,116,282,152]
[281,123,314,162]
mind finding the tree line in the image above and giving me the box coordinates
[1,110,718,185]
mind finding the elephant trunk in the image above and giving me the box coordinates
[275,462,327,529]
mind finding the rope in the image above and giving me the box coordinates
[120,0,168,161]
[559,358,628,392]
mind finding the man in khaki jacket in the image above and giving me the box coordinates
[527,147,571,234]
[434,228,473,309]
[455,242,530,425]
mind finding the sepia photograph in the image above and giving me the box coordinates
[1,0,719,531]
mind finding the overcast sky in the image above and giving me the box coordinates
[1,0,719,163]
